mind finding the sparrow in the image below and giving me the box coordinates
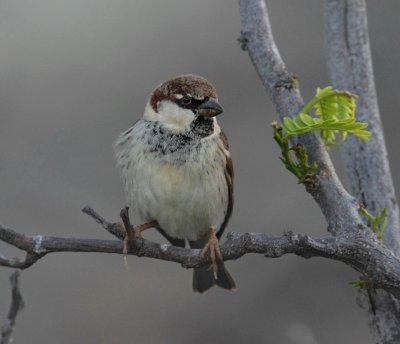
[114,74,236,293]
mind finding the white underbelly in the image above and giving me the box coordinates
[128,159,228,241]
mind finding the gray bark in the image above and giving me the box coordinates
[238,0,363,235]
[324,1,400,342]
[239,0,400,342]
[2,206,400,300]
[324,0,400,254]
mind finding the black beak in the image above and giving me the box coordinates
[197,97,223,117]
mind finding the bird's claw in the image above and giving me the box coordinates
[134,229,142,241]
[122,225,142,255]
[200,229,222,275]
[123,235,131,255]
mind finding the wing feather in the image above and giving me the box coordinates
[217,131,233,240]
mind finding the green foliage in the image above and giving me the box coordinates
[272,122,317,184]
[282,87,371,146]
[349,276,377,313]
[359,206,388,241]
[349,277,369,289]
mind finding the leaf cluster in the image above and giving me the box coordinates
[282,87,371,146]
[359,207,388,241]
[272,122,317,184]
[349,277,370,289]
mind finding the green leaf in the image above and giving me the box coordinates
[281,86,371,145]
[359,206,388,241]
[299,113,315,126]
[283,117,296,132]
[272,123,317,184]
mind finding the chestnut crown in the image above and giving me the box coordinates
[149,74,219,113]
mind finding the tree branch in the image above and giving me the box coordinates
[324,1,400,342]
[238,0,363,235]
[1,271,24,344]
[239,0,400,342]
[324,0,400,255]
[1,207,400,299]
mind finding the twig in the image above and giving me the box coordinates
[120,207,133,238]
[120,206,135,256]
[1,271,25,344]
[82,206,125,240]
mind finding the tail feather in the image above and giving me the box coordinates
[216,258,236,290]
[193,266,215,293]
[192,259,236,293]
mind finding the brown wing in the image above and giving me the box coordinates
[217,131,233,240]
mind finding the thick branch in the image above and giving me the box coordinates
[1,207,400,299]
[324,1,400,342]
[324,0,400,255]
[239,1,400,341]
[1,271,24,344]
[238,0,363,235]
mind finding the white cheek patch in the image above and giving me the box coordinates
[143,102,159,121]
[143,100,195,132]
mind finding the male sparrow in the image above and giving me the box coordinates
[114,74,235,292]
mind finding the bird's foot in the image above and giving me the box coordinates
[200,228,222,275]
[109,222,131,255]
[134,221,158,240]
[119,221,158,255]
[119,207,134,256]
[111,222,126,237]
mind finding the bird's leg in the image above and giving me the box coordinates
[123,221,158,255]
[110,222,133,255]
[120,207,134,255]
[118,207,158,254]
[110,221,132,256]
[134,221,158,240]
[111,223,126,238]
[122,221,157,263]
[200,227,222,275]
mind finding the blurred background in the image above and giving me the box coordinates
[0,1,399,343]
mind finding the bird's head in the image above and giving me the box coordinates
[143,74,223,133]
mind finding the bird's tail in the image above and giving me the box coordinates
[192,258,236,293]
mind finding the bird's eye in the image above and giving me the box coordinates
[181,96,192,105]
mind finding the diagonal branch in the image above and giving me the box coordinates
[238,0,363,235]
[1,271,25,344]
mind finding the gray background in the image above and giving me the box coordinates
[1,1,399,343]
